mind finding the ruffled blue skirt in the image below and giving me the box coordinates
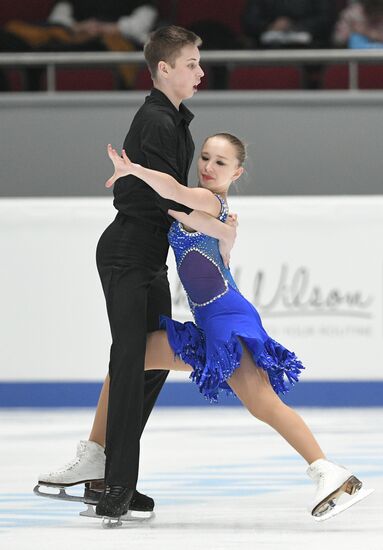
[160,286,304,403]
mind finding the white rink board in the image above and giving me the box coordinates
[0,196,381,382]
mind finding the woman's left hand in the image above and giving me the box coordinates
[105,144,137,188]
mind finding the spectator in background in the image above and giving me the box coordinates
[243,0,335,48]
[187,20,243,89]
[333,0,383,48]
[0,0,159,91]
[242,0,335,88]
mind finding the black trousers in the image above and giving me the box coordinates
[96,213,171,487]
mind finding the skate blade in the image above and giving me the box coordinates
[79,504,98,518]
[121,510,155,522]
[80,505,155,522]
[313,487,374,522]
[312,475,362,517]
[102,516,123,529]
[33,484,84,503]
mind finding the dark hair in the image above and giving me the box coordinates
[363,0,383,19]
[204,133,247,166]
[144,25,202,79]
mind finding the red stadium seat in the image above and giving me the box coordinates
[4,69,24,92]
[229,66,302,90]
[1,0,354,92]
[323,64,383,90]
[323,65,349,89]
[53,68,117,91]
[168,0,247,35]
[134,67,153,91]
[359,64,383,89]
[5,65,118,93]
[0,0,54,24]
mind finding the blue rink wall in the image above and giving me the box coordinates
[1,381,383,408]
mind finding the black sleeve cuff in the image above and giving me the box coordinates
[157,196,193,215]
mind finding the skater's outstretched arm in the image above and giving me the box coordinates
[106,145,238,266]
[106,145,235,216]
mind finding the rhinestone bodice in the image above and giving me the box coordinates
[168,194,238,312]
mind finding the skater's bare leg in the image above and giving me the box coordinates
[145,331,193,372]
[85,333,369,520]
[89,375,110,448]
[86,331,188,450]
[145,332,324,464]
[227,344,325,465]
[88,334,322,464]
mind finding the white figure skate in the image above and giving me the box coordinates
[34,440,105,502]
[307,458,374,521]
[34,440,155,521]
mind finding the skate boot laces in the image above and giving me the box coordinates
[49,441,88,475]
[104,485,127,498]
[316,471,326,490]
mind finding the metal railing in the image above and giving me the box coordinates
[1,49,383,92]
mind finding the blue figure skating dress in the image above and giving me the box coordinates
[160,194,304,402]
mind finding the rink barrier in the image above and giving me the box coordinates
[0,381,382,408]
[2,49,383,91]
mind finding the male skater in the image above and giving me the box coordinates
[38,25,237,521]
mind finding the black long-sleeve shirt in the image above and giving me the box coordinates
[113,88,194,231]
[243,0,335,45]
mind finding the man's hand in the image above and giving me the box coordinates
[227,212,238,227]
[219,212,238,268]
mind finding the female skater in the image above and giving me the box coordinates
[38,133,371,522]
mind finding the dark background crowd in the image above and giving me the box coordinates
[1,0,383,92]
